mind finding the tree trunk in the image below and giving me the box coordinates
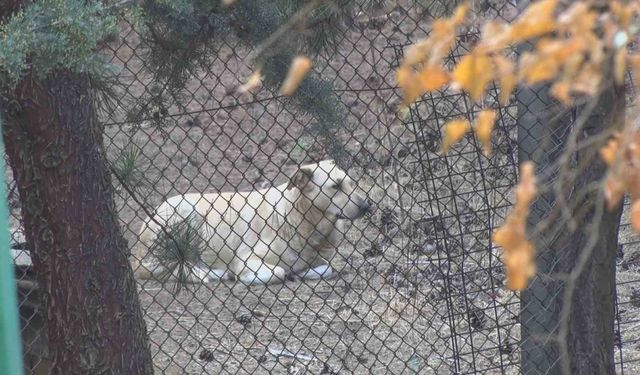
[519,80,625,374]
[1,70,154,374]
[558,83,625,375]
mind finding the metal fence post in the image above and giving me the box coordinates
[0,116,25,375]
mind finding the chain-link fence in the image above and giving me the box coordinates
[8,1,640,374]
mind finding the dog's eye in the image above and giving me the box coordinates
[331,181,342,189]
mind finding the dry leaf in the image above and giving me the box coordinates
[493,225,524,250]
[558,2,596,34]
[550,81,571,105]
[477,21,512,54]
[403,39,432,66]
[493,55,516,105]
[572,63,601,96]
[452,53,492,102]
[519,52,559,85]
[440,119,470,154]
[611,1,633,29]
[237,69,263,94]
[429,20,457,65]
[604,176,626,210]
[474,110,496,156]
[510,0,558,42]
[451,2,469,25]
[504,242,536,291]
[493,161,537,291]
[280,56,312,96]
[419,65,450,92]
[397,66,422,105]
[600,138,620,166]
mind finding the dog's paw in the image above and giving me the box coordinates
[298,264,334,280]
[207,268,227,282]
[239,264,286,285]
[190,265,213,283]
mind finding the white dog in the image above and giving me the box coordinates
[131,160,371,285]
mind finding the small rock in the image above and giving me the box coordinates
[198,349,214,362]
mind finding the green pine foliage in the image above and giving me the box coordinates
[0,0,118,89]
[149,214,207,292]
[132,0,377,164]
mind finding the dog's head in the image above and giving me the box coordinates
[288,160,371,220]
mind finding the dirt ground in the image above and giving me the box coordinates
[8,1,640,374]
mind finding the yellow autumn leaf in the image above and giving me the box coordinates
[397,66,422,105]
[403,39,432,66]
[429,20,457,65]
[610,1,632,29]
[237,69,263,94]
[536,37,586,66]
[440,119,470,154]
[558,2,597,34]
[615,47,627,85]
[510,0,558,42]
[599,138,619,166]
[550,81,571,105]
[493,225,524,251]
[519,52,559,85]
[504,242,536,291]
[477,21,512,54]
[493,55,516,105]
[450,1,469,25]
[280,56,312,96]
[419,65,450,92]
[474,110,496,156]
[604,176,626,210]
[562,53,585,80]
[452,53,492,102]
[572,63,601,96]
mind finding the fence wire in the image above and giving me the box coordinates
[7,1,640,374]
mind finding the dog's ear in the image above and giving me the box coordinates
[287,167,314,190]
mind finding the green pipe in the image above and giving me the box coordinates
[0,117,24,375]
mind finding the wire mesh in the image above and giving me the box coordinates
[6,1,640,374]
